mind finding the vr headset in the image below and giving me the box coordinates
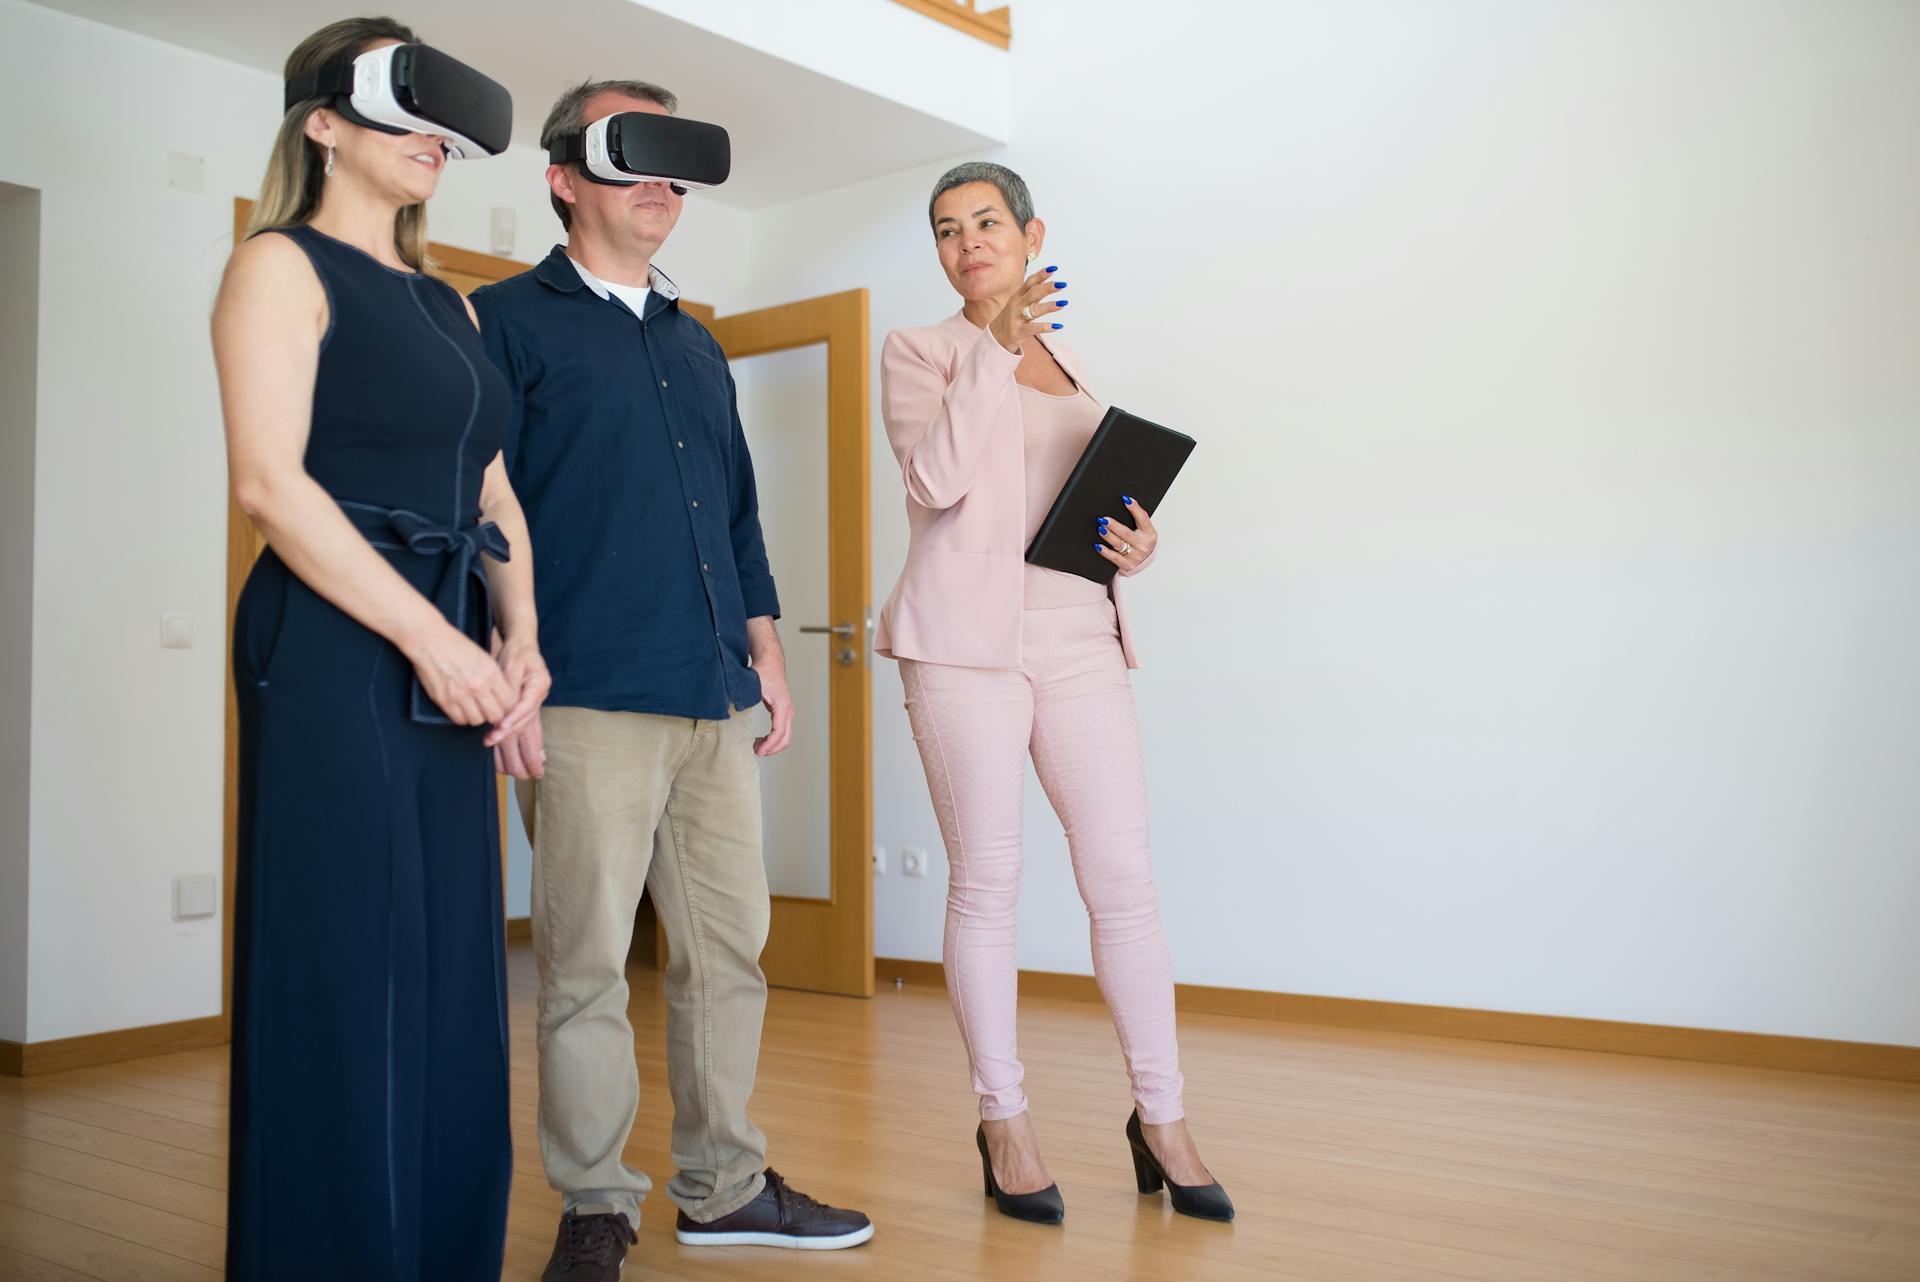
[284,43,512,160]
[548,112,731,195]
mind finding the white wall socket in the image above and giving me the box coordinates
[173,874,217,920]
[873,846,887,875]
[901,847,928,878]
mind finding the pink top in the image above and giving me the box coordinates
[1018,384,1111,609]
[875,310,1150,670]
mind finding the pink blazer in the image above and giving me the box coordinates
[874,309,1144,670]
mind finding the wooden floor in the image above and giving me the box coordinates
[3,947,1918,1281]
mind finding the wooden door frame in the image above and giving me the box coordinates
[708,291,875,997]
[220,199,535,1033]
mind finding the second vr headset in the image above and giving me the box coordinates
[285,43,512,159]
[549,112,732,194]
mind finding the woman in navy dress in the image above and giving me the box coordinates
[211,18,549,1280]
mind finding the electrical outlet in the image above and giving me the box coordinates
[873,846,887,875]
[901,847,928,878]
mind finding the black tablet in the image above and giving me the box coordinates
[1025,406,1196,585]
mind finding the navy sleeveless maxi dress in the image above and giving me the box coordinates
[227,224,514,1281]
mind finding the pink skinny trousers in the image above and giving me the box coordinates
[898,598,1185,1124]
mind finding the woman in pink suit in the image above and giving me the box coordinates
[876,162,1232,1225]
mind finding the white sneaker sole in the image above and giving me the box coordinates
[675,1223,876,1250]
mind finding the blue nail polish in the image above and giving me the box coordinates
[1045,265,1058,272]
[1055,299,1069,308]
[1052,323,1064,329]
[1053,281,1067,289]
[1098,518,1109,527]
[1123,494,1135,506]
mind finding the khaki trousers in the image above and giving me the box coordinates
[517,706,770,1227]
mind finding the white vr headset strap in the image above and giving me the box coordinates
[342,45,488,160]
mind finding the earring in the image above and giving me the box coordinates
[1027,252,1038,266]
[324,146,335,177]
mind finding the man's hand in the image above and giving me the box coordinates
[492,717,547,781]
[756,665,794,758]
[487,633,552,748]
[747,616,793,757]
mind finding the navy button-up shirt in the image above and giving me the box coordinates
[470,246,779,720]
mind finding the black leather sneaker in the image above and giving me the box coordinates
[541,1210,637,1282]
[674,1169,874,1249]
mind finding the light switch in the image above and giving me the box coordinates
[490,206,515,256]
[174,874,218,920]
[161,613,194,649]
[167,150,205,194]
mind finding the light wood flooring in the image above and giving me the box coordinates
[3,946,1918,1280]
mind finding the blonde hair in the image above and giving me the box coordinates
[246,16,433,272]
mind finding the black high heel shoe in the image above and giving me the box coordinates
[976,1124,1065,1224]
[1126,1110,1235,1221]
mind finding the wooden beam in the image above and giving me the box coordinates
[429,238,529,284]
[888,0,1011,50]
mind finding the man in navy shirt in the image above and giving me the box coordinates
[472,80,873,1280]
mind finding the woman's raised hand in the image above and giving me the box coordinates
[990,265,1068,354]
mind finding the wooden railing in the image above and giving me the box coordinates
[889,0,1011,49]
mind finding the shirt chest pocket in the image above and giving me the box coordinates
[678,351,735,445]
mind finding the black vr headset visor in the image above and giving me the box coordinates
[549,112,731,195]
[284,43,513,159]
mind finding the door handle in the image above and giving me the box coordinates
[801,622,858,666]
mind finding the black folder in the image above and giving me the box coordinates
[1025,406,1196,586]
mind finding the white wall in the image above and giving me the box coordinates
[9,0,1917,1051]
[635,0,1009,144]
[0,0,752,1039]
[742,0,1920,1046]
[0,181,39,1044]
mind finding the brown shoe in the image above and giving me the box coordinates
[674,1169,874,1250]
[541,1210,637,1282]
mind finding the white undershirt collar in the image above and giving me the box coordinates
[566,254,682,309]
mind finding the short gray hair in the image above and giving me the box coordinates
[928,161,1034,233]
[540,78,679,230]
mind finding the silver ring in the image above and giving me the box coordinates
[1021,305,1034,321]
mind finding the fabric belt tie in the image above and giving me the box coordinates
[339,501,511,725]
